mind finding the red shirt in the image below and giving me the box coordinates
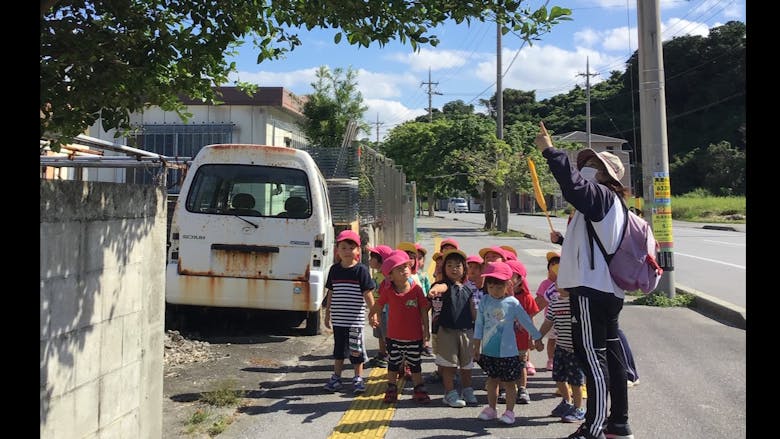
[376,281,429,341]
[514,289,540,350]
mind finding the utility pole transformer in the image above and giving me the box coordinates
[637,0,675,297]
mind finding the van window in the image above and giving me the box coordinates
[185,164,312,218]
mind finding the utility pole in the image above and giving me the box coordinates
[369,113,384,144]
[638,0,675,298]
[421,67,442,122]
[577,57,599,149]
[495,17,509,233]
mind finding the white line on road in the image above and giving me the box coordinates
[674,252,746,269]
[702,239,745,247]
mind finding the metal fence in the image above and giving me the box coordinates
[297,143,415,248]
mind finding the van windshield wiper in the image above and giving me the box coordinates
[233,215,258,228]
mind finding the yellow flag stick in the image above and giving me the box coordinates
[527,157,555,233]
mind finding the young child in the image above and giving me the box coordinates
[323,230,376,394]
[479,246,508,264]
[535,251,561,371]
[416,243,435,357]
[369,250,431,404]
[465,254,485,309]
[506,259,540,404]
[365,244,394,369]
[538,285,587,423]
[473,261,544,425]
[427,249,478,408]
[425,238,461,383]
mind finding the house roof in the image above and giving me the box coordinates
[552,131,627,145]
[179,86,307,117]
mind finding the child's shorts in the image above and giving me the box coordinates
[332,326,368,364]
[477,354,522,382]
[552,347,585,386]
[434,326,474,369]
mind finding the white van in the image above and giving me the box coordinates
[166,144,334,334]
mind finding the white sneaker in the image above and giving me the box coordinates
[461,387,478,405]
[443,389,466,408]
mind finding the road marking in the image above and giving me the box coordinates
[674,252,745,269]
[328,368,407,438]
[702,239,745,247]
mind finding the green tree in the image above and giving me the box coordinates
[299,66,368,147]
[381,119,453,215]
[41,0,571,151]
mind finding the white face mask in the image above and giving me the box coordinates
[580,166,599,182]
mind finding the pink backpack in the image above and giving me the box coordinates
[586,200,663,294]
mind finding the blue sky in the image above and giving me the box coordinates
[227,0,745,140]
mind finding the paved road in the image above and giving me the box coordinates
[434,211,747,309]
[165,215,746,439]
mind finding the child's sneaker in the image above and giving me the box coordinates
[382,383,398,403]
[461,387,478,405]
[497,388,507,403]
[443,389,466,408]
[477,406,498,421]
[323,374,342,391]
[412,384,431,404]
[352,376,366,394]
[551,399,575,417]
[526,361,536,376]
[498,409,516,425]
[562,406,586,423]
[516,387,530,404]
[422,345,434,357]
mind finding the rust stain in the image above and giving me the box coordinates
[248,357,281,367]
[207,144,298,155]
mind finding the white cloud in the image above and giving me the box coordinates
[473,44,625,100]
[354,69,419,99]
[362,99,427,140]
[389,48,486,72]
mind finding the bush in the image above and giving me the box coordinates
[633,292,694,307]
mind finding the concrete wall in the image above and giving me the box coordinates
[40,180,166,439]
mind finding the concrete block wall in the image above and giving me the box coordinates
[40,180,166,439]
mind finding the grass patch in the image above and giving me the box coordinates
[200,379,245,407]
[487,229,533,238]
[671,194,745,223]
[632,291,695,307]
[206,415,234,436]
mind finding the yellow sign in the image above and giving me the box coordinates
[653,213,674,242]
[653,177,671,199]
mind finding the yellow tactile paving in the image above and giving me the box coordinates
[328,368,408,439]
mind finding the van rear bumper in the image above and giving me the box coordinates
[165,263,325,311]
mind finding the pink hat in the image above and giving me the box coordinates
[336,230,361,246]
[366,244,393,260]
[479,246,509,260]
[466,254,484,265]
[440,238,460,250]
[415,243,428,255]
[481,261,513,281]
[381,250,411,278]
[506,260,531,295]
[506,260,527,277]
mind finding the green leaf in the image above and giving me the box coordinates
[334,32,342,44]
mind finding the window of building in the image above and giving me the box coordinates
[128,123,234,190]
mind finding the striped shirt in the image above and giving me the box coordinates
[545,294,574,351]
[325,263,375,328]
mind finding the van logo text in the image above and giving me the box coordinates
[182,235,205,240]
[290,241,310,245]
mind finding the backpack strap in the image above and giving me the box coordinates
[585,196,629,269]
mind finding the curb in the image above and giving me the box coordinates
[676,284,746,329]
[702,225,739,232]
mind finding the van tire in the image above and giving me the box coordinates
[305,309,322,335]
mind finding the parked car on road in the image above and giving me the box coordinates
[448,197,469,213]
